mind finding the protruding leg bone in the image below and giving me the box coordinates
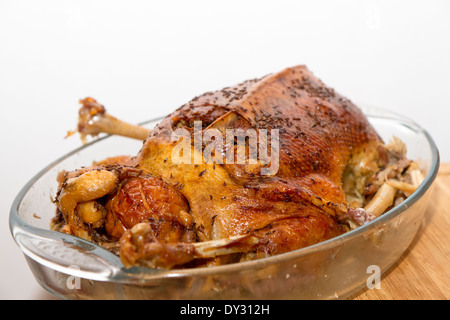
[192,234,259,258]
[120,222,260,268]
[363,183,397,217]
[68,97,151,143]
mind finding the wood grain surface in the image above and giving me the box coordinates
[350,163,450,300]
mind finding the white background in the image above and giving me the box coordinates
[0,1,449,299]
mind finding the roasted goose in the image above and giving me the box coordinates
[52,65,423,269]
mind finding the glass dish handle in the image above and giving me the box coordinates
[11,224,123,281]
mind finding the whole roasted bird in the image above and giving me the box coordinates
[52,65,422,269]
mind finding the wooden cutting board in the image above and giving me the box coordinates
[349,163,450,300]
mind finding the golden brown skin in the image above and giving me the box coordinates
[55,164,195,251]
[130,65,382,264]
[104,173,194,242]
[55,65,384,268]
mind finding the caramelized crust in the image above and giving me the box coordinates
[132,65,382,261]
[137,66,380,242]
[55,65,386,268]
[105,174,192,241]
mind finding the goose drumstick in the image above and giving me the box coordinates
[68,97,151,143]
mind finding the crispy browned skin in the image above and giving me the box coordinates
[55,65,384,268]
[130,65,382,263]
[105,173,194,242]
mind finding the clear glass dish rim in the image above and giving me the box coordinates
[9,105,440,281]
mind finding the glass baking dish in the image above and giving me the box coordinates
[9,105,439,300]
